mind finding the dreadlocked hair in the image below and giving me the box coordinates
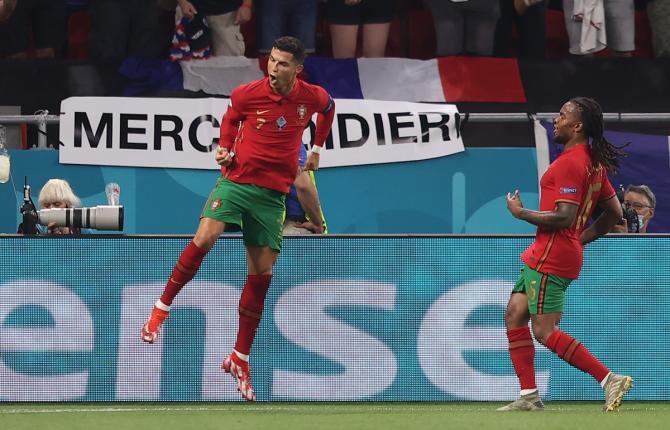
[570,97,627,174]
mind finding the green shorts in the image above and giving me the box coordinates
[202,176,286,251]
[512,265,572,315]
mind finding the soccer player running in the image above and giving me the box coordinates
[499,97,632,412]
[140,36,335,401]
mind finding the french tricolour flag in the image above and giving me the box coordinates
[181,56,526,103]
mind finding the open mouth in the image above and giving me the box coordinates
[269,74,278,85]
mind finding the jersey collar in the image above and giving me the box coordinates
[559,142,589,157]
[265,77,301,102]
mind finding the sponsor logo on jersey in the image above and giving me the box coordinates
[560,187,577,194]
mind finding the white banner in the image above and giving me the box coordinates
[59,97,464,169]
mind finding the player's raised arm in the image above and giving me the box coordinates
[219,98,245,152]
[217,96,246,166]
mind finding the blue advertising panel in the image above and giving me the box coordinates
[0,236,667,401]
[0,148,539,234]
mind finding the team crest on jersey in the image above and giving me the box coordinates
[276,115,287,129]
[560,187,577,194]
[297,104,307,120]
[211,199,222,210]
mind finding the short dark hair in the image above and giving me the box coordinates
[626,184,656,208]
[272,36,306,64]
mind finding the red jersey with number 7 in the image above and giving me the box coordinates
[521,143,616,279]
[218,77,334,193]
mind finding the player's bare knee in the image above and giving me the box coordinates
[531,325,552,345]
[193,229,218,250]
[504,306,524,328]
[195,237,215,251]
[193,219,226,250]
[503,308,514,327]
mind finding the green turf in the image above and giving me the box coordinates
[1,402,668,430]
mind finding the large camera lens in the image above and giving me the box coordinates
[622,205,639,233]
[37,206,124,231]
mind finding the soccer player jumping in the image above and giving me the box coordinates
[499,97,632,412]
[141,36,335,401]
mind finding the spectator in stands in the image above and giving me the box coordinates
[0,0,16,22]
[562,0,635,57]
[89,0,168,62]
[0,0,67,58]
[175,0,251,56]
[284,144,326,234]
[648,0,670,58]
[38,178,82,235]
[324,0,396,58]
[494,0,548,59]
[256,0,318,57]
[423,0,501,57]
[611,184,656,233]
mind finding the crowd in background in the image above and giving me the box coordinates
[0,1,664,236]
[0,0,669,61]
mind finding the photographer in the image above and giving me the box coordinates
[611,184,656,233]
[38,178,82,235]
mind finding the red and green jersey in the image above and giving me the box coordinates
[218,77,334,193]
[521,144,616,279]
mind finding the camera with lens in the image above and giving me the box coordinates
[616,184,639,233]
[18,178,124,234]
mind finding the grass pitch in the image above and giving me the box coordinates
[1,402,668,430]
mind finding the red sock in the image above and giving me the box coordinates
[234,274,272,355]
[507,326,537,390]
[160,241,208,306]
[545,330,610,383]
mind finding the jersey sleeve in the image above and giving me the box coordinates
[313,86,335,149]
[551,159,585,205]
[599,174,616,201]
[317,86,334,115]
[219,87,246,150]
